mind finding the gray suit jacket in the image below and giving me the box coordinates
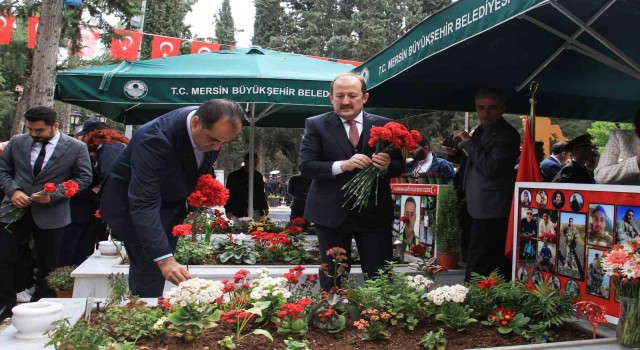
[594,130,640,185]
[0,133,92,229]
[460,118,520,219]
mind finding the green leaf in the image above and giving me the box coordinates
[252,329,273,341]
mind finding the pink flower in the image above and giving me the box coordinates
[603,249,628,268]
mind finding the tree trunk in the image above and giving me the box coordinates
[10,90,25,135]
[11,0,64,136]
[61,103,71,134]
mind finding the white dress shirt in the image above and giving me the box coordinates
[31,131,61,169]
[332,111,364,176]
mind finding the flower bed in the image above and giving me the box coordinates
[51,248,608,350]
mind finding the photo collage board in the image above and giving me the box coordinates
[390,184,440,256]
[513,182,640,317]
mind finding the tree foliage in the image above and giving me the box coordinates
[139,0,196,59]
[214,0,236,46]
[587,121,633,153]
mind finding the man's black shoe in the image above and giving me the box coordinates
[0,305,12,322]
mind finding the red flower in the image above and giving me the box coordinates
[171,224,192,237]
[94,209,101,219]
[62,180,79,198]
[187,174,229,207]
[291,217,306,225]
[409,244,427,257]
[399,215,410,222]
[43,183,57,193]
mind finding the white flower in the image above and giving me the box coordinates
[257,267,271,278]
[153,316,167,330]
[249,276,290,300]
[426,285,469,306]
[406,275,434,291]
[163,278,224,307]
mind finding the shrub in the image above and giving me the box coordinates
[46,265,76,291]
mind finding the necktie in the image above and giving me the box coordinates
[33,142,47,176]
[346,119,359,148]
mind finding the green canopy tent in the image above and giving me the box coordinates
[354,0,640,122]
[55,47,423,214]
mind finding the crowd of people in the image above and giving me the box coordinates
[0,71,638,322]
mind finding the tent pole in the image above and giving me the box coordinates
[125,125,133,139]
[248,103,256,219]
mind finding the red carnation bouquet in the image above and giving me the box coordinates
[0,180,80,229]
[173,174,229,241]
[341,122,422,211]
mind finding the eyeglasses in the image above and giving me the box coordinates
[527,213,533,215]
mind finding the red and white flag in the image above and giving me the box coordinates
[74,27,101,58]
[0,13,15,45]
[28,16,39,49]
[190,41,220,54]
[110,29,143,61]
[151,35,181,59]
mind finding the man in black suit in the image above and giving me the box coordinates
[299,73,404,291]
[0,106,92,320]
[452,88,520,281]
[540,142,568,182]
[100,99,244,297]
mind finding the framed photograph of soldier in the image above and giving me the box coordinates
[513,182,640,318]
[587,204,615,248]
[551,191,565,209]
[535,190,548,207]
[520,189,532,207]
[586,248,610,299]
[390,184,440,256]
[556,212,586,281]
[614,205,640,244]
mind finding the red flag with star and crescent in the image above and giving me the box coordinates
[190,41,220,54]
[27,16,39,49]
[151,35,181,59]
[110,29,143,60]
[505,120,542,259]
[0,13,15,45]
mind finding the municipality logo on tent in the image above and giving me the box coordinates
[360,68,370,84]
[124,80,148,99]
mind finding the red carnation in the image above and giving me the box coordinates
[409,244,427,257]
[43,183,57,193]
[94,209,101,219]
[172,224,192,237]
[399,215,410,222]
[62,180,79,198]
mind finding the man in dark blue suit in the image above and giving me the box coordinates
[299,73,404,291]
[100,99,244,297]
[540,141,567,182]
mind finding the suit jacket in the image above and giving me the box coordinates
[594,130,640,185]
[0,133,93,229]
[406,153,455,184]
[460,117,520,219]
[540,156,562,182]
[299,111,404,228]
[100,106,218,259]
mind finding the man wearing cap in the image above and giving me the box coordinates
[552,134,596,184]
[406,133,455,184]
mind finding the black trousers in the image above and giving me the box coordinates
[120,229,178,298]
[59,221,96,267]
[465,217,512,282]
[0,210,63,308]
[315,215,393,292]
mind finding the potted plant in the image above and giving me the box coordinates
[267,194,280,207]
[46,265,76,298]
[432,184,461,268]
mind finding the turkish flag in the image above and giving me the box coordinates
[151,35,181,59]
[28,16,39,49]
[74,27,101,58]
[505,120,542,259]
[110,29,143,61]
[190,41,220,54]
[0,13,15,45]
